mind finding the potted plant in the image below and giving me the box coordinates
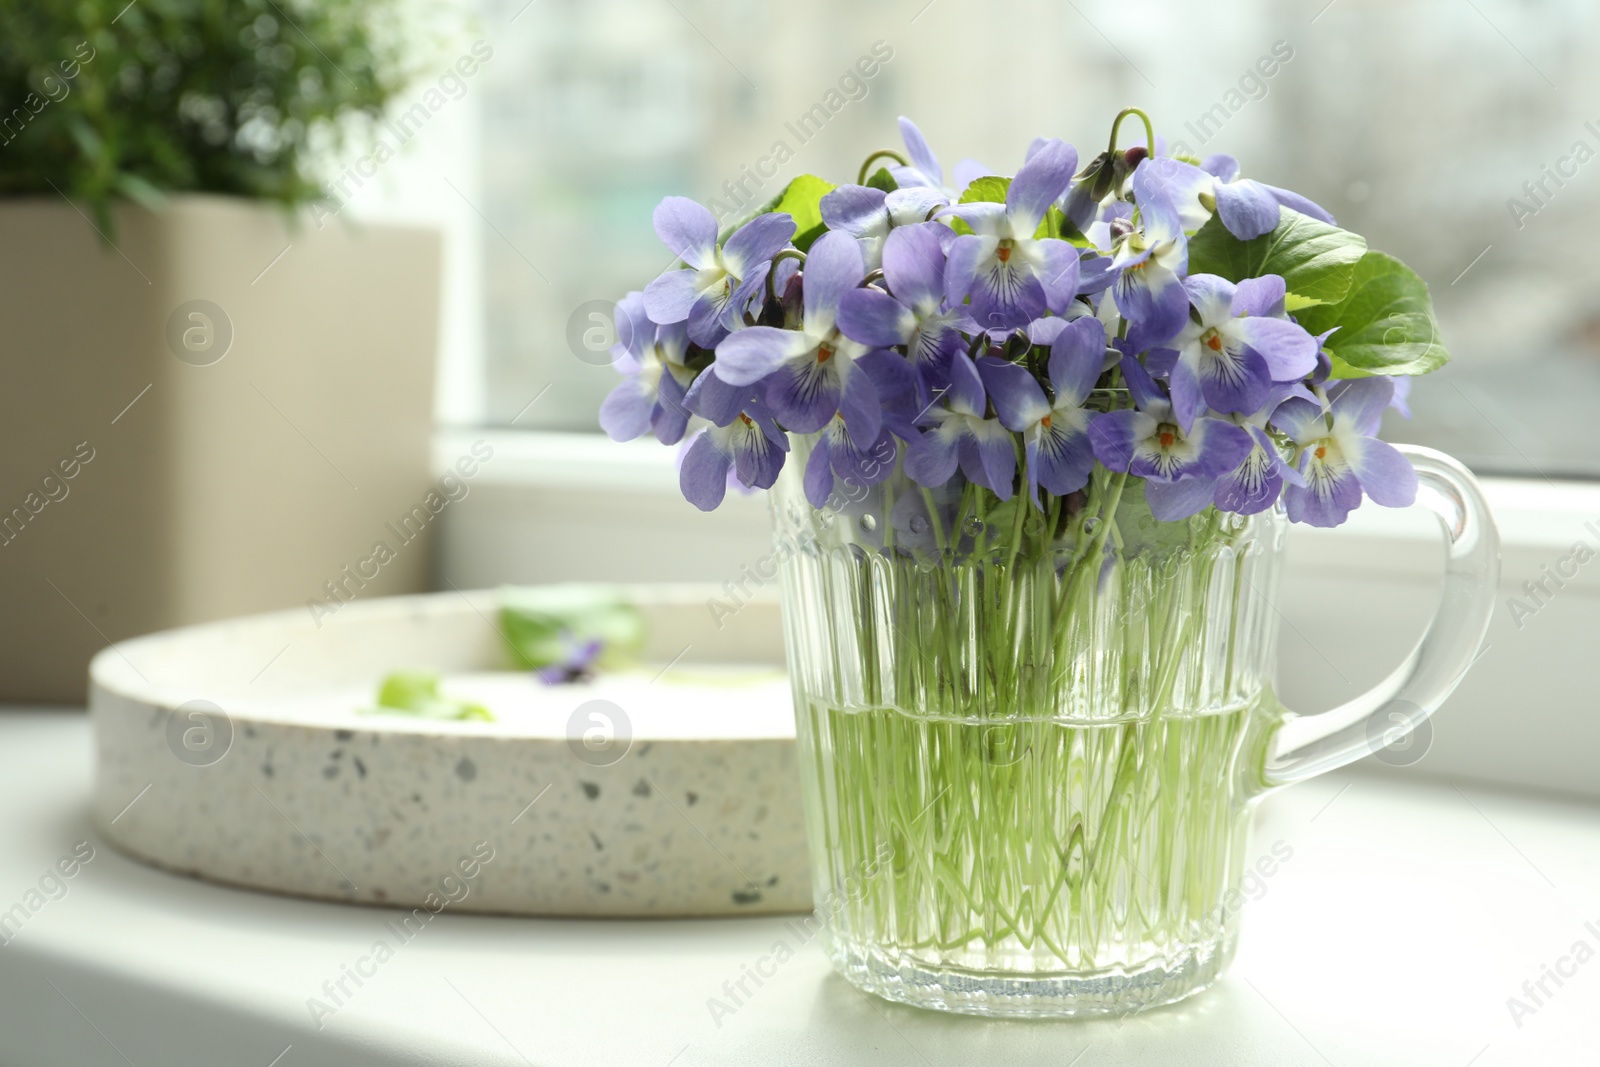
[600,109,1500,1016]
[0,0,443,701]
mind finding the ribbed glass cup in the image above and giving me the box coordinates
[770,443,1287,1017]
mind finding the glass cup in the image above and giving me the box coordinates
[771,441,1498,1017]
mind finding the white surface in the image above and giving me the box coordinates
[4,710,1598,1065]
[271,668,792,737]
[436,428,1600,801]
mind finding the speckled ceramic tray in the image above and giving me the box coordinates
[89,587,811,916]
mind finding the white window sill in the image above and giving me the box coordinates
[5,710,1597,1065]
[436,429,1600,801]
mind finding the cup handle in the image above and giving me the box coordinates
[1260,445,1501,788]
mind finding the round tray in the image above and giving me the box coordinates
[89,587,810,916]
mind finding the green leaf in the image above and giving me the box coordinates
[369,670,493,722]
[1052,206,1092,247]
[772,173,836,252]
[958,176,1010,204]
[498,585,644,671]
[1114,479,1202,550]
[114,173,167,212]
[376,669,438,711]
[0,0,421,243]
[1296,251,1449,378]
[946,175,1010,235]
[864,166,897,194]
[1186,208,1367,308]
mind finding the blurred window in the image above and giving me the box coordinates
[467,0,1599,479]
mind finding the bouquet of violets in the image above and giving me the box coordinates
[600,108,1444,534]
[598,110,1476,1018]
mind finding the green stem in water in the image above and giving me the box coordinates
[920,487,948,555]
[782,429,1274,977]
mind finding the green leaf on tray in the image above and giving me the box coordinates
[1294,251,1450,378]
[1186,208,1367,309]
[366,670,492,722]
[498,585,645,672]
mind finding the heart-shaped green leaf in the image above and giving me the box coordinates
[1186,208,1367,308]
[958,176,1010,204]
[771,173,836,252]
[1297,251,1450,377]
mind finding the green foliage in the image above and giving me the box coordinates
[498,585,644,672]
[1186,208,1367,309]
[370,669,492,721]
[947,175,1008,235]
[864,165,896,194]
[957,176,1010,204]
[1053,206,1090,246]
[771,173,835,252]
[0,0,420,232]
[1296,252,1449,377]
[1186,207,1447,377]
[1114,477,1201,556]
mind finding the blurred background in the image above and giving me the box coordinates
[2,0,1597,705]
[416,0,1600,479]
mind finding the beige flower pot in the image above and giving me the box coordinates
[0,195,441,702]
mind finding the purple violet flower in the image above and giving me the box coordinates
[940,139,1082,331]
[678,400,790,512]
[903,354,1017,499]
[836,222,976,393]
[855,347,924,441]
[1089,357,1253,520]
[1168,273,1319,428]
[803,420,899,508]
[711,230,883,445]
[1390,375,1413,418]
[1213,385,1310,515]
[642,198,796,346]
[1271,378,1417,527]
[1061,162,1110,235]
[1203,153,1336,234]
[820,184,948,271]
[598,292,694,445]
[1107,161,1190,349]
[535,633,603,685]
[891,116,989,198]
[980,317,1106,505]
[605,115,1437,529]
[1151,154,1336,241]
[680,364,754,427]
